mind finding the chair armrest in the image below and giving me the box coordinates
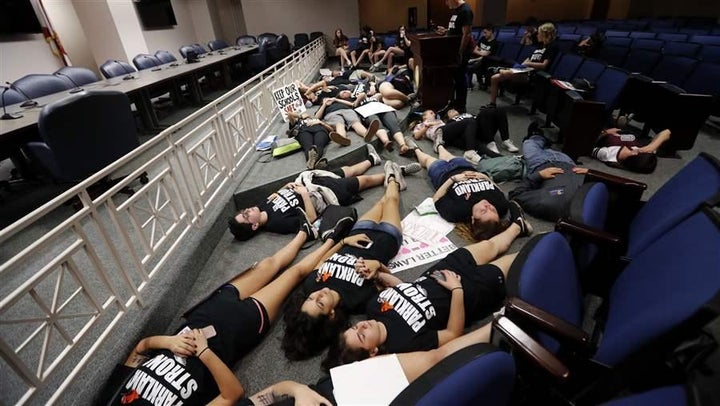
[504,297,593,354]
[492,316,570,381]
[584,169,647,202]
[555,218,622,248]
[535,71,552,80]
[565,89,586,102]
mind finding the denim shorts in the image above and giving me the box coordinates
[427,157,476,189]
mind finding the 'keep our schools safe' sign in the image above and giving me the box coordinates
[272,83,306,122]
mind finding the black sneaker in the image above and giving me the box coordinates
[297,207,318,241]
[508,200,533,237]
[319,205,358,242]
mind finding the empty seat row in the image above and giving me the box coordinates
[1,67,100,106]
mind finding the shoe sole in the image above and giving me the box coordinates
[401,162,422,175]
[330,131,351,146]
[365,119,380,142]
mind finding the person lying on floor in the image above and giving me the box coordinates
[98,222,343,405]
[592,127,671,174]
[412,145,531,240]
[355,90,422,157]
[324,219,527,367]
[314,90,380,146]
[282,166,408,360]
[508,122,591,221]
[228,151,383,241]
[242,318,502,405]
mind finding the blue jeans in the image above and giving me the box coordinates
[523,135,575,174]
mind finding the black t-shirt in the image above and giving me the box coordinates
[260,188,303,234]
[303,250,377,314]
[322,98,355,116]
[108,351,211,405]
[356,33,371,51]
[435,178,508,223]
[448,3,473,37]
[367,279,447,353]
[528,42,559,69]
[313,87,342,105]
[479,37,498,55]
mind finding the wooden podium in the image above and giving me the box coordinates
[408,33,461,110]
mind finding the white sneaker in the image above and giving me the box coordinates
[502,139,519,153]
[463,150,482,164]
[487,141,500,155]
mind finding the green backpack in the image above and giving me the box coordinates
[477,155,524,183]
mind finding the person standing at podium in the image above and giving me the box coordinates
[435,0,475,113]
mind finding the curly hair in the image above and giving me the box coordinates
[282,287,349,360]
[322,330,387,371]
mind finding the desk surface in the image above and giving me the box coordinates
[0,45,257,139]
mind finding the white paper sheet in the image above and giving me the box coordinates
[331,355,409,406]
[354,101,396,118]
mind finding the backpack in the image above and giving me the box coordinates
[477,155,525,183]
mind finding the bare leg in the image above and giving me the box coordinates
[350,121,371,137]
[489,71,513,104]
[462,223,521,265]
[387,52,395,71]
[437,145,455,161]
[351,50,358,66]
[341,160,372,176]
[356,174,386,190]
[358,194,386,222]
[396,323,493,383]
[251,238,337,321]
[383,98,405,109]
[379,179,402,230]
[489,253,518,279]
[230,231,307,298]
[379,82,409,104]
[415,149,439,169]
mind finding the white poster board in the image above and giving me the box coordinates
[355,101,396,118]
[272,83,306,122]
[388,235,457,273]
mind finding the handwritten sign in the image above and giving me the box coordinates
[272,83,306,122]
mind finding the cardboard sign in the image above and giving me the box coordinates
[272,83,306,122]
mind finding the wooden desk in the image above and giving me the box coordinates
[0,45,257,139]
[408,33,460,110]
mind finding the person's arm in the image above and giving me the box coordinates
[314,233,372,268]
[508,167,561,200]
[125,334,195,367]
[315,98,332,118]
[412,123,428,139]
[432,176,457,201]
[248,381,331,406]
[193,329,245,405]
[375,272,403,289]
[290,185,317,223]
[459,24,472,57]
[435,26,447,35]
[434,270,465,345]
[353,93,366,107]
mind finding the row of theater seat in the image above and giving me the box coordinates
[399,152,720,404]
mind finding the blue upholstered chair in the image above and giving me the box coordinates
[663,41,700,58]
[628,31,656,40]
[622,49,661,74]
[12,74,71,99]
[698,45,720,62]
[604,37,632,48]
[656,32,688,42]
[257,33,278,46]
[26,90,140,183]
[631,38,664,52]
[235,35,257,47]
[505,207,720,403]
[605,30,630,37]
[601,385,689,406]
[99,59,136,79]
[1,88,26,107]
[597,46,629,67]
[575,25,597,36]
[390,344,516,406]
[207,39,229,51]
[293,33,309,50]
[154,50,177,64]
[178,45,196,59]
[54,66,99,87]
[132,53,163,70]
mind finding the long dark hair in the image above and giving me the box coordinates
[282,287,349,360]
[333,28,348,48]
[322,330,387,371]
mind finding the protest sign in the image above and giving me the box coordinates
[272,82,306,122]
